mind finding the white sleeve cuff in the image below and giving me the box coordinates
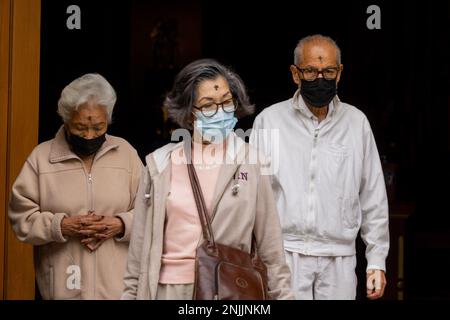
[51,212,68,243]
[366,264,385,273]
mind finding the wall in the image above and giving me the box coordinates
[0,0,41,299]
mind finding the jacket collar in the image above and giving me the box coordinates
[146,132,247,176]
[145,132,248,220]
[145,141,182,178]
[49,125,119,163]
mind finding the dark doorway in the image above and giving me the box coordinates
[40,0,449,300]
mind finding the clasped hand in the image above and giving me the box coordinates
[61,213,124,251]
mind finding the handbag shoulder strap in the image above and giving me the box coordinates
[185,143,215,247]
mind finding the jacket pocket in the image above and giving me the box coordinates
[51,258,82,299]
[325,143,348,158]
[340,196,360,229]
[321,143,348,193]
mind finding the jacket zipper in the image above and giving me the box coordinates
[305,129,319,238]
[88,172,97,298]
[84,168,97,298]
[80,148,116,299]
[88,173,94,213]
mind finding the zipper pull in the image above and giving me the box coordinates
[314,129,319,138]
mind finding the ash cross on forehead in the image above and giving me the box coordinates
[87,116,92,121]
[214,85,219,91]
[318,56,323,63]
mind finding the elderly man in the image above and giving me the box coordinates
[250,34,389,300]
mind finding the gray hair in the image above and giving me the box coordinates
[165,59,254,130]
[57,73,117,123]
[294,34,341,66]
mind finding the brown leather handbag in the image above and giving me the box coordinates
[187,161,269,300]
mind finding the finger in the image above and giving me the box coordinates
[82,224,107,231]
[83,226,109,237]
[71,229,89,237]
[374,288,382,298]
[79,229,98,236]
[90,244,100,251]
[85,242,97,252]
[81,237,97,244]
[78,217,88,226]
[82,240,96,246]
[91,238,107,251]
[82,215,104,222]
[367,289,382,300]
[81,224,108,231]
[83,218,110,225]
[366,277,375,291]
[367,293,378,300]
[94,233,109,239]
[374,273,382,289]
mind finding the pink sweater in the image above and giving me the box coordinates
[159,142,224,284]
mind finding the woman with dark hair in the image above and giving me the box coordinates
[122,59,293,300]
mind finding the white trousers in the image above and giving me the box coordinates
[285,251,357,300]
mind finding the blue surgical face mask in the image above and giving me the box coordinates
[195,107,238,143]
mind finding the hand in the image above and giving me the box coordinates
[79,215,124,251]
[61,214,104,238]
[366,269,386,300]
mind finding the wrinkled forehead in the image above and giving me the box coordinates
[69,102,107,124]
[300,41,339,66]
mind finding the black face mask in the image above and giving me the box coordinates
[65,130,106,157]
[300,78,337,108]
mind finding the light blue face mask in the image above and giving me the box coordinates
[195,107,238,143]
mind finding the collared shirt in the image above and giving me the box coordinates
[293,91,336,128]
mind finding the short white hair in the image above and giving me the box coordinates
[294,34,341,66]
[57,73,116,123]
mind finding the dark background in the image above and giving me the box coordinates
[39,0,449,299]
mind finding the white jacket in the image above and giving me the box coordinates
[250,92,389,270]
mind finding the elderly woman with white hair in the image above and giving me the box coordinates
[8,73,143,299]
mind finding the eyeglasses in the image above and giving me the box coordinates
[294,65,340,81]
[193,97,237,118]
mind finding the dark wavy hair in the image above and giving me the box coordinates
[164,59,254,130]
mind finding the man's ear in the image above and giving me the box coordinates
[290,65,301,86]
[336,64,344,84]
